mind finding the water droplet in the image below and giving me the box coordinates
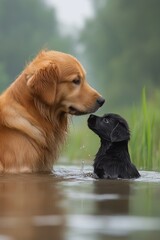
[80,160,85,173]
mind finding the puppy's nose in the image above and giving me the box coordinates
[89,114,95,119]
[88,114,96,124]
[97,97,105,107]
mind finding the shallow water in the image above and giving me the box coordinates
[0,165,160,240]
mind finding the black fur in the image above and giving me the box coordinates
[88,113,140,179]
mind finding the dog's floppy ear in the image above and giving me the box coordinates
[27,62,59,105]
[110,122,130,142]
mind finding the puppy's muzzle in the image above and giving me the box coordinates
[87,114,97,129]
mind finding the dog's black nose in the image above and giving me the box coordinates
[97,97,105,107]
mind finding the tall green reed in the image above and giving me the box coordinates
[129,88,159,170]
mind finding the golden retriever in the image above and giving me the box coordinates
[0,50,105,173]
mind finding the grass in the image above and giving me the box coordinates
[62,89,160,171]
[128,88,160,170]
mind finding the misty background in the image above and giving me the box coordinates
[1,0,159,110]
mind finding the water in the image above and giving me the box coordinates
[0,165,160,240]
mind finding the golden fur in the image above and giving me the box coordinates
[0,50,103,173]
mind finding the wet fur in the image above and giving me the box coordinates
[88,113,140,179]
[0,50,103,173]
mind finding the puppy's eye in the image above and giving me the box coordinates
[72,78,81,85]
[103,118,109,123]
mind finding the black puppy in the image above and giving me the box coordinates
[88,113,140,179]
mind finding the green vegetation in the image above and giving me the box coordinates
[127,89,160,170]
[62,89,160,171]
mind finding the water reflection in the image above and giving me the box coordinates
[93,180,131,215]
[0,167,160,240]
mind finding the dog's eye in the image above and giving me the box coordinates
[72,78,81,85]
[103,118,109,123]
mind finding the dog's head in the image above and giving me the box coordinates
[26,50,105,115]
[88,113,130,142]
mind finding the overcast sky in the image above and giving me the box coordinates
[46,0,93,29]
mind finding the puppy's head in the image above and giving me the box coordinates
[26,50,105,115]
[88,113,130,142]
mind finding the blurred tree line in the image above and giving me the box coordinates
[0,0,75,90]
[81,0,160,107]
[0,0,159,108]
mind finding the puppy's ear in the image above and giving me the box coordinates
[27,62,59,105]
[111,122,130,142]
